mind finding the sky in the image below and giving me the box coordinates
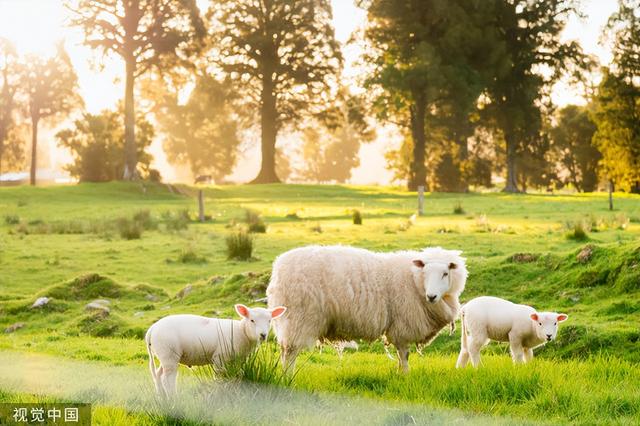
[0,0,621,184]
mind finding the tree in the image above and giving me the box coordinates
[210,0,341,183]
[550,105,600,192]
[68,0,205,180]
[56,107,154,182]
[298,91,375,183]
[23,44,81,185]
[0,38,23,176]
[591,69,640,193]
[482,0,586,193]
[607,0,640,81]
[150,74,241,182]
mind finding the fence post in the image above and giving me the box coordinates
[418,185,425,216]
[608,181,614,211]
[198,190,205,222]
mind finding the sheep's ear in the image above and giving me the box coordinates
[413,260,425,268]
[557,314,568,322]
[235,304,250,319]
[530,313,539,322]
[270,306,287,319]
[449,262,457,270]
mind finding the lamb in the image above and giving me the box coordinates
[267,245,468,373]
[145,304,286,397]
[456,296,568,368]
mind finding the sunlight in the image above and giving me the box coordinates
[0,0,65,57]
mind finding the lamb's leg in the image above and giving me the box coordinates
[509,337,525,364]
[523,348,534,363]
[456,348,470,368]
[161,365,178,397]
[396,345,409,373]
[468,334,487,368]
[154,366,166,397]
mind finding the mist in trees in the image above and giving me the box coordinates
[0,38,23,176]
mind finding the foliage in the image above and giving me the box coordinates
[56,108,154,182]
[226,230,254,260]
[68,0,205,179]
[352,209,363,225]
[0,38,24,175]
[245,209,266,233]
[210,0,341,183]
[550,105,600,191]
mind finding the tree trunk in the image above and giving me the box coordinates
[457,133,469,192]
[122,54,137,180]
[29,115,39,186]
[408,95,427,191]
[251,61,280,184]
[503,130,520,193]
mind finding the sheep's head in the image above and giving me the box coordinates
[235,304,287,343]
[530,312,568,342]
[412,260,458,304]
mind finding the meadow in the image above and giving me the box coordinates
[0,182,639,425]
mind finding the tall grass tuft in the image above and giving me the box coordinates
[4,215,19,225]
[565,222,588,241]
[352,209,363,225]
[226,230,254,260]
[117,218,143,240]
[163,210,190,231]
[453,202,465,215]
[245,209,266,233]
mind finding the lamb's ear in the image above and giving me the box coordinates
[235,304,250,319]
[557,314,568,322]
[449,262,457,270]
[530,313,539,322]
[413,260,425,268]
[270,306,287,319]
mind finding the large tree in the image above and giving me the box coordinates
[23,44,81,185]
[482,0,585,193]
[149,74,241,182]
[608,0,640,81]
[550,105,600,192]
[57,107,154,182]
[0,38,22,176]
[68,0,205,180]
[210,0,341,183]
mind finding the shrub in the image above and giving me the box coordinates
[453,202,465,215]
[565,222,588,241]
[4,215,19,225]
[245,209,266,233]
[117,218,142,240]
[226,230,254,260]
[352,209,362,225]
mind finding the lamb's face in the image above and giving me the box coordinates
[235,304,287,343]
[412,260,457,304]
[530,312,568,342]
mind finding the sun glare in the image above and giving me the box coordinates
[0,0,65,57]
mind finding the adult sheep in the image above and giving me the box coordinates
[267,245,468,372]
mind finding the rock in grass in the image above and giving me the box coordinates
[31,297,50,308]
[5,322,25,333]
[133,311,145,318]
[175,284,193,300]
[91,299,111,306]
[577,244,595,264]
[85,302,110,314]
[145,293,160,302]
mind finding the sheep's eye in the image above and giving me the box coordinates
[538,322,542,326]
[443,272,448,277]
[554,322,557,326]
[251,319,255,323]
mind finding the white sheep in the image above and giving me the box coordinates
[145,304,286,397]
[267,245,468,373]
[456,296,568,368]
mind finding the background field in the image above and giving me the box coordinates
[1,183,639,425]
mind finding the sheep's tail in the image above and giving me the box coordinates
[145,326,159,386]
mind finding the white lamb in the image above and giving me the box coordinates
[456,296,568,368]
[145,304,286,396]
[267,245,468,373]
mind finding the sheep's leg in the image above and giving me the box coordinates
[523,348,534,363]
[154,366,166,397]
[161,365,178,397]
[396,345,409,373]
[468,335,487,368]
[509,338,525,364]
[281,345,300,373]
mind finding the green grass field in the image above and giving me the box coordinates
[1,182,639,425]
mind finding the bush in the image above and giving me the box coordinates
[245,209,266,233]
[226,230,254,260]
[352,209,362,225]
[565,222,588,241]
[4,215,19,225]
[453,202,465,215]
[117,218,142,240]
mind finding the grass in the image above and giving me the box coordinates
[226,230,254,260]
[0,182,639,424]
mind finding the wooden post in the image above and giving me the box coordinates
[418,185,425,216]
[198,190,205,222]
[608,181,614,211]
